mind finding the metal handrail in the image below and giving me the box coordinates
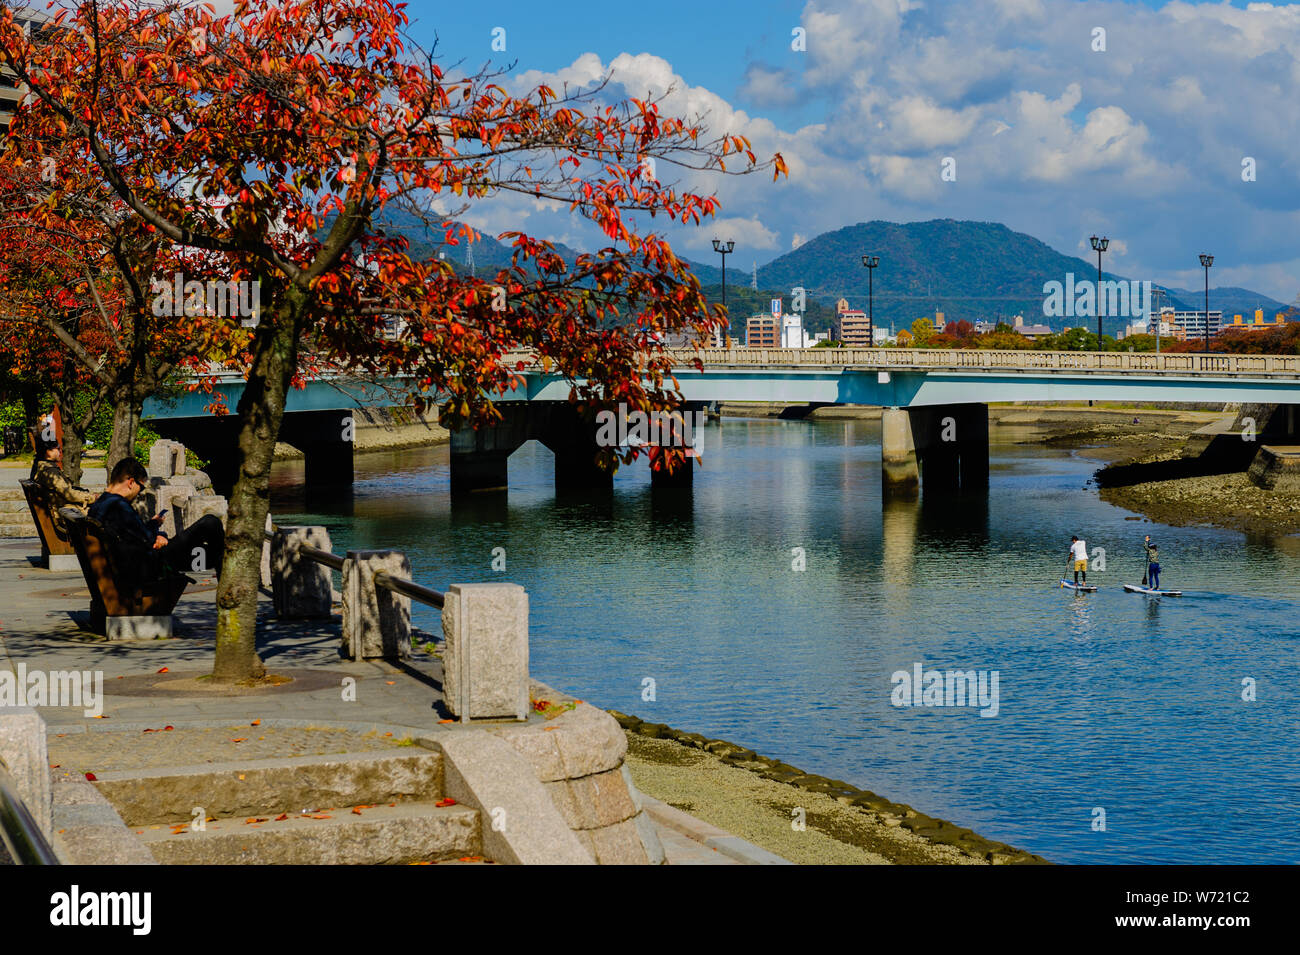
[265,526,445,607]
[300,545,344,571]
[0,760,60,865]
[373,571,445,609]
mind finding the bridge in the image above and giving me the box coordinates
[143,348,1300,497]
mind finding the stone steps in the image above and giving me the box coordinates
[136,801,481,865]
[0,522,36,538]
[90,748,489,864]
[93,750,447,826]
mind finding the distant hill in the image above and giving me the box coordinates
[360,212,1289,335]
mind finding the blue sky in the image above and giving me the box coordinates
[399,0,1300,301]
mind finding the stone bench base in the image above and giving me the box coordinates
[46,554,81,572]
[105,615,173,641]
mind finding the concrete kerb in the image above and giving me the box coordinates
[437,729,594,865]
[0,706,52,838]
[50,778,157,864]
[638,793,791,865]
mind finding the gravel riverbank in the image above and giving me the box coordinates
[614,712,1047,865]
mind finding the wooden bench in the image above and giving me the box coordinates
[59,506,193,639]
[19,479,81,571]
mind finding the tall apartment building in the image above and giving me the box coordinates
[745,313,779,348]
[0,7,54,137]
[832,298,873,346]
[1159,307,1222,342]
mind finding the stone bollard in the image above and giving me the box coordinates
[271,526,334,619]
[260,513,272,588]
[154,484,194,537]
[441,583,529,722]
[180,493,227,530]
[0,707,52,839]
[147,439,185,479]
[342,550,412,661]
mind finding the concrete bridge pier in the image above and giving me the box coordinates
[881,404,989,498]
[280,411,356,487]
[449,405,530,495]
[534,404,614,492]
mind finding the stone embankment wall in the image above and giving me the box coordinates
[273,406,448,459]
[611,710,1049,865]
[1248,446,1300,491]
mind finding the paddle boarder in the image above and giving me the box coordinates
[1143,536,1161,591]
[1069,535,1089,587]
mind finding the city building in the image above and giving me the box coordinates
[0,8,55,138]
[1226,308,1290,332]
[832,298,873,346]
[1160,308,1223,342]
[781,310,805,348]
[745,313,779,348]
[1012,315,1053,340]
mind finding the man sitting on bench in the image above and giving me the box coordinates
[89,458,225,579]
[31,438,97,534]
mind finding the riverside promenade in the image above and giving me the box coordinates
[0,460,784,865]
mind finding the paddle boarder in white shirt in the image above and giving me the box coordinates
[1069,535,1089,586]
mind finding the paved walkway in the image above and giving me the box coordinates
[0,509,767,863]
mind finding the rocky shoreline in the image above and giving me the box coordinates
[611,710,1048,865]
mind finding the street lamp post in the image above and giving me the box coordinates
[713,238,734,346]
[1151,286,1163,355]
[862,254,880,345]
[1090,235,1109,349]
[1199,253,1214,354]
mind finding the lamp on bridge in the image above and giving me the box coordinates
[713,238,735,347]
[1199,253,1214,355]
[1089,235,1109,348]
[861,254,880,346]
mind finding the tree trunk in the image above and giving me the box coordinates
[106,394,143,478]
[55,389,85,485]
[211,295,301,683]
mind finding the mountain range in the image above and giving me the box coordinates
[369,212,1293,336]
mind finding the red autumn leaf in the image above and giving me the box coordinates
[84,772,97,781]
[157,667,169,673]
[435,798,457,808]
[274,813,288,821]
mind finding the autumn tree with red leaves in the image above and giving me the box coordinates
[0,0,784,682]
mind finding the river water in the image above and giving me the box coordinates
[270,417,1300,864]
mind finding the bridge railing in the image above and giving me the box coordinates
[641,348,1300,376]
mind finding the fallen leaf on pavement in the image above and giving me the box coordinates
[274,813,288,821]
[250,719,260,726]
[435,798,457,808]
[84,772,97,781]
[157,667,169,673]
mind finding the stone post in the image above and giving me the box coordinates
[342,550,412,661]
[0,707,52,839]
[271,526,334,619]
[260,513,272,588]
[147,439,184,479]
[180,493,228,531]
[441,583,529,722]
[155,483,194,537]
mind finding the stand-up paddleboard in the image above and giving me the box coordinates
[1060,579,1098,592]
[1123,583,1182,597]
